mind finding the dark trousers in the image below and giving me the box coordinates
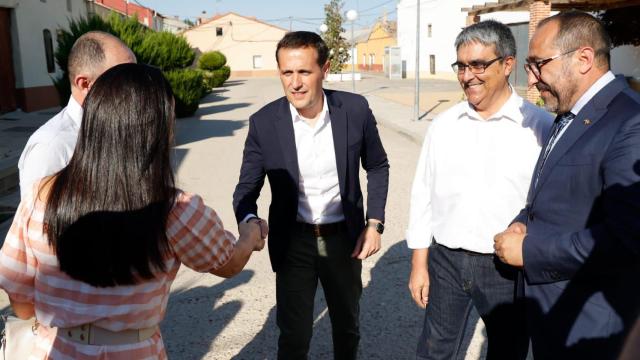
[276,223,362,360]
[417,243,528,360]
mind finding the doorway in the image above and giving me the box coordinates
[0,8,17,113]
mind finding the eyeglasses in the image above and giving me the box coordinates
[451,57,503,74]
[524,49,579,78]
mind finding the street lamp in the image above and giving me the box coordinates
[346,9,358,93]
[319,23,328,33]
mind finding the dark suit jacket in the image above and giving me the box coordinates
[514,76,640,359]
[233,89,390,272]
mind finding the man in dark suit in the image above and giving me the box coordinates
[233,31,389,359]
[494,11,640,359]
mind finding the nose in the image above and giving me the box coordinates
[526,69,539,89]
[291,73,302,89]
[460,67,475,82]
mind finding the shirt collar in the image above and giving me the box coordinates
[570,71,615,116]
[289,92,329,126]
[461,85,523,124]
[66,96,83,129]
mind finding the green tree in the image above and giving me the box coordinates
[136,31,195,71]
[322,0,350,73]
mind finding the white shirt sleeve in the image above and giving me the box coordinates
[19,142,69,200]
[405,125,435,249]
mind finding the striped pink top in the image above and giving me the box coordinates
[0,190,237,359]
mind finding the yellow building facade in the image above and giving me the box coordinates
[348,20,396,72]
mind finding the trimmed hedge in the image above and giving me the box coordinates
[198,51,227,71]
[164,69,205,118]
[137,32,195,71]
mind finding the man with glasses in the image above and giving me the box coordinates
[494,11,640,359]
[406,20,552,359]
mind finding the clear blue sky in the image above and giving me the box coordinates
[136,0,398,32]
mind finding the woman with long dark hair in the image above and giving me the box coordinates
[0,63,264,358]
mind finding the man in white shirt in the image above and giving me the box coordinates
[18,31,136,199]
[406,20,552,359]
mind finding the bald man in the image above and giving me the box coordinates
[18,31,136,199]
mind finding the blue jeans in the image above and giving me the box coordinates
[417,242,528,360]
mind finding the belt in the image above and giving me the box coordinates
[59,324,157,345]
[296,221,346,237]
[432,238,491,257]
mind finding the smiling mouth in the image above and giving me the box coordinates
[464,83,483,89]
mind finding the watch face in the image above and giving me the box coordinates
[375,222,384,234]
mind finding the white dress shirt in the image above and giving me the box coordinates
[290,94,344,224]
[550,71,616,151]
[18,97,82,199]
[406,89,553,253]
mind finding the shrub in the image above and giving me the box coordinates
[164,69,206,117]
[137,32,195,71]
[198,51,227,71]
[107,12,148,57]
[200,65,231,90]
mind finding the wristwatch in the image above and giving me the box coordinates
[368,221,384,234]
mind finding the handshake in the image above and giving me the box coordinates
[238,216,269,251]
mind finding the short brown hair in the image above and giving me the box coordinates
[539,11,611,69]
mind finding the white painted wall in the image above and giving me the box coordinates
[611,45,640,79]
[8,0,87,88]
[397,0,531,78]
[183,13,286,72]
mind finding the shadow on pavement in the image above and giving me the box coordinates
[197,102,253,117]
[163,270,255,360]
[174,119,247,147]
[232,242,429,359]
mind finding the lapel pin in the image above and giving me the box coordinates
[583,119,592,125]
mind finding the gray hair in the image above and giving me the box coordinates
[454,20,516,58]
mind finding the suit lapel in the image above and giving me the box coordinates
[274,98,300,184]
[532,77,627,198]
[327,92,347,196]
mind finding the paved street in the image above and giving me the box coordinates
[0,75,490,359]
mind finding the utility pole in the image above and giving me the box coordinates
[414,0,420,121]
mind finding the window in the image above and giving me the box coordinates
[428,24,432,38]
[67,0,72,12]
[253,55,263,69]
[216,27,223,36]
[369,54,375,66]
[430,54,436,75]
[362,54,366,65]
[43,29,55,73]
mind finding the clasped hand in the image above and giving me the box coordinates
[493,222,526,267]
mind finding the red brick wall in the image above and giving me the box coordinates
[94,0,154,27]
[527,0,551,103]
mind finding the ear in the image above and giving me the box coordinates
[575,46,595,75]
[503,56,515,77]
[322,61,330,79]
[72,73,92,97]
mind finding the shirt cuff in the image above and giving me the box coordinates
[241,214,257,224]
[405,229,432,249]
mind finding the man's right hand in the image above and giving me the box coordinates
[248,217,269,239]
[239,220,265,251]
[409,248,430,308]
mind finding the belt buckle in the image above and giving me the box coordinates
[313,224,321,237]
